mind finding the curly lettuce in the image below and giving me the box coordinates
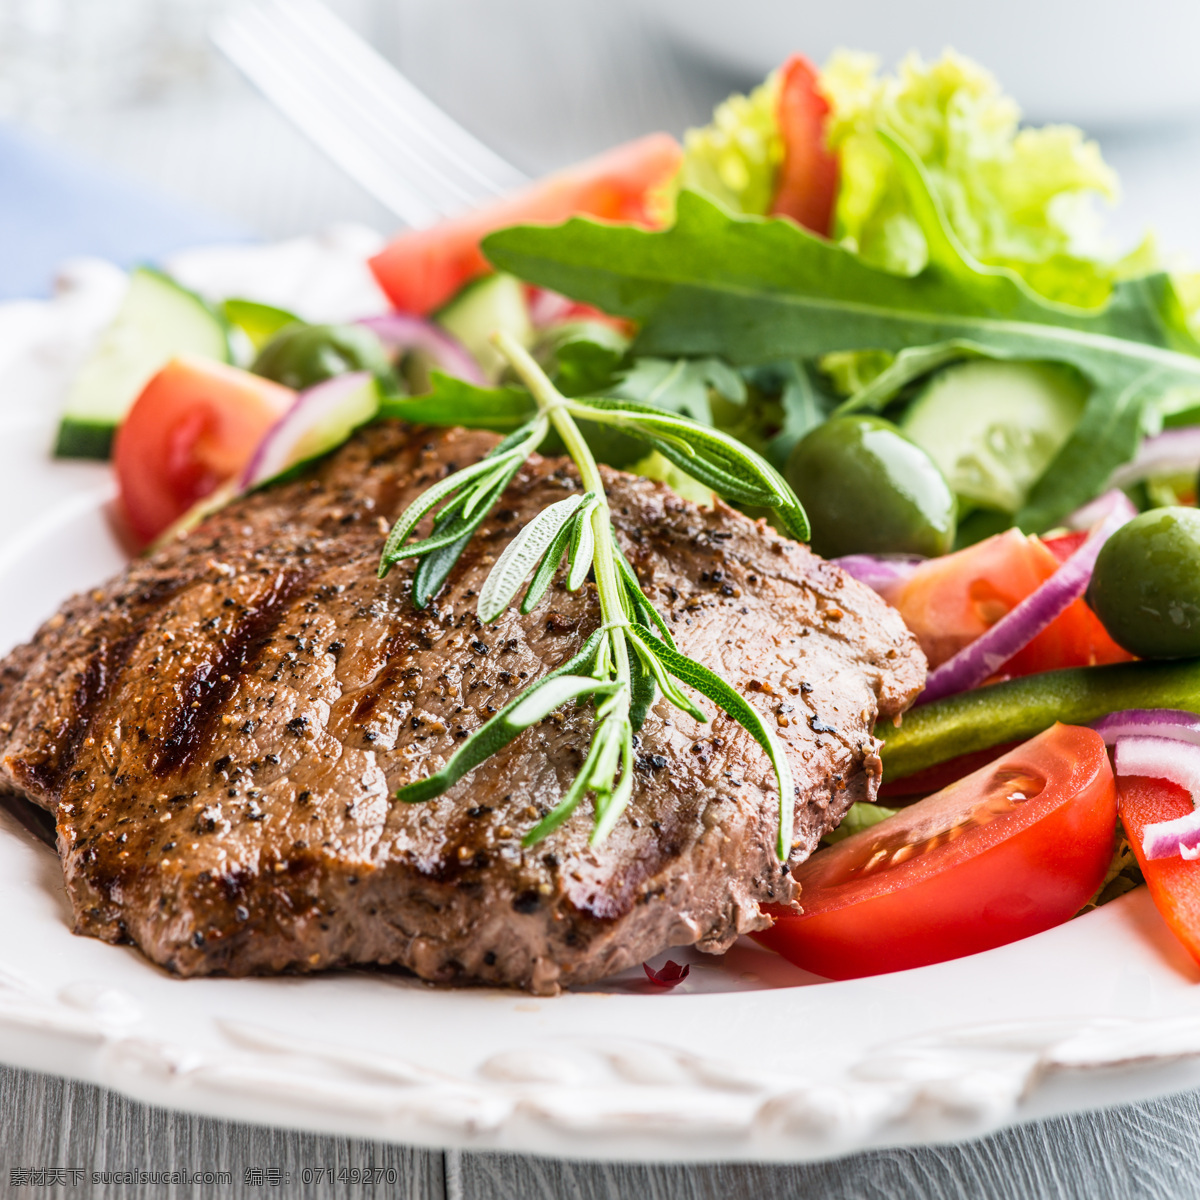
[823,50,1134,307]
[670,73,784,217]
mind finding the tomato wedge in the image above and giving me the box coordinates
[1117,776,1200,966]
[114,356,294,546]
[889,528,1132,677]
[768,54,838,237]
[879,741,1020,801]
[756,725,1117,979]
[369,134,682,315]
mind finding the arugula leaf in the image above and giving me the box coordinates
[484,138,1200,531]
[613,356,746,426]
[379,372,536,432]
[739,360,839,469]
[535,319,629,396]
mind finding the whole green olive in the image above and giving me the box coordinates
[785,415,956,559]
[251,322,392,391]
[1088,506,1200,658]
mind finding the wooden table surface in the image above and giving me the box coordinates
[6,1,1200,1195]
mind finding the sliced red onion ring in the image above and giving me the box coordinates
[1062,489,1139,532]
[917,494,1131,705]
[833,554,926,597]
[358,313,486,386]
[1113,735,1200,860]
[242,371,380,490]
[1093,709,1200,747]
[1108,427,1200,490]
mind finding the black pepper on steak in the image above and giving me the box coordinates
[0,421,925,994]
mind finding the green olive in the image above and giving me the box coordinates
[1088,507,1200,658]
[251,322,392,391]
[785,415,956,558]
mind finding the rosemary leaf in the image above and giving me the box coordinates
[566,496,599,591]
[626,633,706,723]
[412,526,474,609]
[627,645,658,732]
[410,454,529,606]
[521,516,578,614]
[591,728,636,844]
[478,492,588,624]
[396,630,607,804]
[378,451,509,576]
[613,544,679,650]
[626,624,794,860]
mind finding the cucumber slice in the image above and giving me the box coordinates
[55,267,230,460]
[900,361,1088,514]
[434,273,533,381]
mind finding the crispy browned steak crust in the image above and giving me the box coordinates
[0,423,924,992]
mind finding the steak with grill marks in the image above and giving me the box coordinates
[0,421,925,993]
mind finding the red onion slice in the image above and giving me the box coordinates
[1109,427,1200,490]
[833,554,926,599]
[1113,735,1200,860]
[917,494,1131,705]
[1093,709,1200,747]
[1062,489,1138,532]
[643,960,691,988]
[358,313,486,386]
[241,371,380,490]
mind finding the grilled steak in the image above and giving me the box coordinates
[0,422,924,993]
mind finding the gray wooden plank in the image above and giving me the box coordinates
[0,1064,445,1200]
[448,1089,1200,1200]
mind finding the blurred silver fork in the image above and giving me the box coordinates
[212,0,529,229]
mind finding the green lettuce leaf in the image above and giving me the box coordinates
[666,72,783,218]
[823,50,1129,307]
[483,138,1200,532]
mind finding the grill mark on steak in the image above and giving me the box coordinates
[0,422,926,993]
[11,630,140,799]
[349,629,412,726]
[152,568,310,778]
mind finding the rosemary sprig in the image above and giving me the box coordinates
[378,332,803,860]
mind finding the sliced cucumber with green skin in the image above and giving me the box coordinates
[55,267,231,460]
[434,273,533,381]
[900,360,1088,515]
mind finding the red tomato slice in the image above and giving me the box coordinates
[1117,776,1200,966]
[879,741,1020,801]
[369,134,682,315]
[755,725,1117,979]
[1041,530,1089,563]
[114,355,294,546]
[768,54,838,237]
[889,528,1132,676]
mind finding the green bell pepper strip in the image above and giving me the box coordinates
[878,660,1200,782]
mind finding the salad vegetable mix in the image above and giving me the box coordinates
[58,48,1200,979]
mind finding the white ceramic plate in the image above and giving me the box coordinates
[5,247,1200,1163]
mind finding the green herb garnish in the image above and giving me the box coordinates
[378,332,803,859]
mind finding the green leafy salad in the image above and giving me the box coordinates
[471,51,1200,544]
